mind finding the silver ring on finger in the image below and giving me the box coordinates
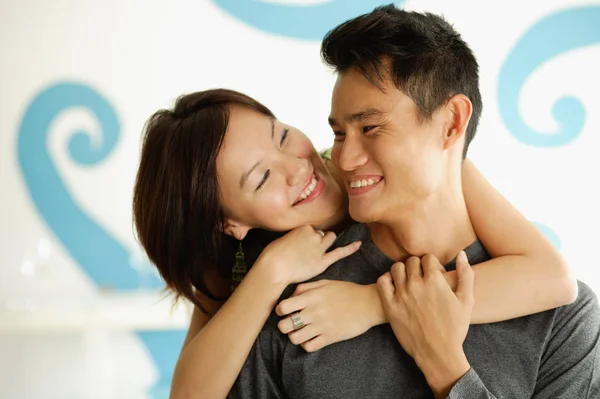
[291,312,305,330]
[315,229,325,237]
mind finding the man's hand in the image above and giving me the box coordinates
[377,251,474,398]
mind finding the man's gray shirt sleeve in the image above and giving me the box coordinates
[447,368,497,399]
[448,281,600,398]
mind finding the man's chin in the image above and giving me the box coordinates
[349,206,377,224]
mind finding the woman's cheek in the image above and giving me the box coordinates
[256,193,289,220]
[292,134,317,157]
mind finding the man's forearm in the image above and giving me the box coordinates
[415,348,498,399]
[417,350,471,398]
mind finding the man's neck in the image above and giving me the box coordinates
[368,187,477,266]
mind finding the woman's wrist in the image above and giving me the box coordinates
[249,257,291,295]
[365,283,388,326]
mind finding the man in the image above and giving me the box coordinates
[230,5,600,398]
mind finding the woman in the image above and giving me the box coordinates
[132,89,576,399]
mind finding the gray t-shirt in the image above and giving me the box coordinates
[230,223,600,398]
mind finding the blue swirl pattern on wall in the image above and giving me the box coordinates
[533,222,562,250]
[138,330,188,399]
[17,82,162,290]
[213,0,400,40]
[498,6,600,147]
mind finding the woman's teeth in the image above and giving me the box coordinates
[299,175,318,200]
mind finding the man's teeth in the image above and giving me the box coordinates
[299,175,318,200]
[350,178,379,188]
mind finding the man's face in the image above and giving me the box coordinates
[328,67,450,224]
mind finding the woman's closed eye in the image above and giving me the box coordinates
[280,128,289,146]
[255,128,289,191]
[363,125,377,133]
[256,169,270,191]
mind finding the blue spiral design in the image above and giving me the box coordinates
[17,82,162,290]
[533,222,562,250]
[212,0,399,41]
[138,330,188,399]
[498,6,600,147]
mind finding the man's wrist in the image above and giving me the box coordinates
[420,349,470,398]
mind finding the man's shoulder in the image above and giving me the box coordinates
[570,280,600,314]
[314,222,390,283]
[330,222,370,248]
[576,280,599,301]
[551,280,600,321]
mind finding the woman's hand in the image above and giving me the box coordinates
[255,225,362,286]
[275,280,383,352]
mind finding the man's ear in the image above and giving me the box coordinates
[443,94,472,151]
[223,219,251,241]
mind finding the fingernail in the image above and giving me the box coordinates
[458,251,467,263]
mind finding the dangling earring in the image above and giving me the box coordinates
[231,241,247,292]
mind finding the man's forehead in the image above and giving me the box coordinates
[333,68,396,98]
[330,76,397,122]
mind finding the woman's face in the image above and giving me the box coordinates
[218,106,345,239]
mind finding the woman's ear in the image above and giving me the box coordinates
[223,219,251,241]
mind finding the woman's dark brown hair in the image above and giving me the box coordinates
[133,88,278,313]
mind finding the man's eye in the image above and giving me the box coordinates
[363,125,377,133]
[256,170,270,191]
[333,131,345,142]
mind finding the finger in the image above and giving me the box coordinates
[390,262,406,289]
[319,230,337,247]
[276,294,307,316]
[288,324,318,346]
[377,272,395,305]
[455,251,474,305]
[293,280,330,296]
[405,256,423,281]
[278,311,313,334]
[421,254,444,278]
[301,335,328,353]
[322,241,362,265]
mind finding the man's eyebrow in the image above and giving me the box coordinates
[328,108,386,126]
[239,118,275,189]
